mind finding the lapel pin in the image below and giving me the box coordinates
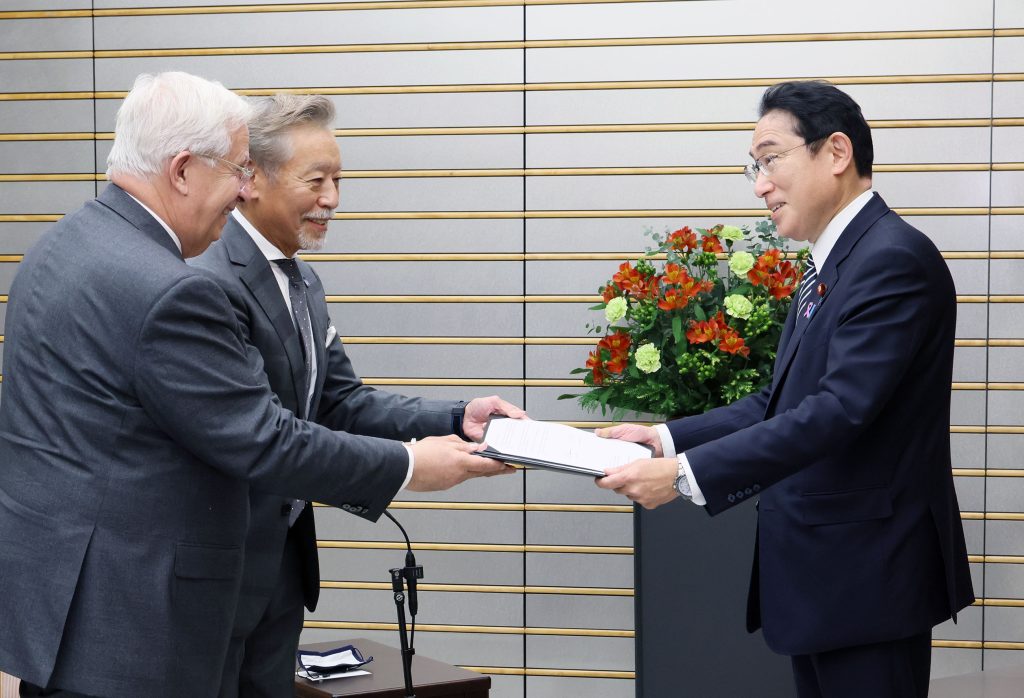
[817,282,827,296]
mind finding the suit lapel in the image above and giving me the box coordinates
[221,220,308,414]
[769,193,891,396]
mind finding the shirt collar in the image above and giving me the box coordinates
[232,209,291,262]
[810,189,874,269]
[125,192,182,254]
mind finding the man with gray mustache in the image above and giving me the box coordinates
[191,94,525,697]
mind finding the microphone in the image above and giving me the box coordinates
[384,510,423,627]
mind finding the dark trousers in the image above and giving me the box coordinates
[219,530,306,698]
[791,630,932,698]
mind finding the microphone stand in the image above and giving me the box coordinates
[385,511,422,698]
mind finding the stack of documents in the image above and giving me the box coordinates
[480,418,654,477]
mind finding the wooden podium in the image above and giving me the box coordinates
[295,638,490,698]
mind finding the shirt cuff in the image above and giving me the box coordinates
[677,453,707,506]
[655,423,676,458]
[400,444,415,490]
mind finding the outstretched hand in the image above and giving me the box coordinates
[462,395,528,441]
[594,423,663,457]
[595,457,678,510]
[407,435,515,491]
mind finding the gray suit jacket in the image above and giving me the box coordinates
[0,185,413,697]
[190,217,457,628]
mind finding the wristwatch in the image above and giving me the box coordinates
[451,401,470,441]
[674,459,692,499]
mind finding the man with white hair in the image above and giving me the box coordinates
[0,72,509,698]
[192,94,526,697]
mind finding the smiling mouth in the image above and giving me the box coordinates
[770,203,785,214]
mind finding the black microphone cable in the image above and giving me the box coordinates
[384,509,421,647]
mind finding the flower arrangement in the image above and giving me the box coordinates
[564,221,807,419]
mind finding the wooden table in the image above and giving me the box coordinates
[294,638,490,698]
[930,664,1024,698]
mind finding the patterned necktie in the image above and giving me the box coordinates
[273,258,313,526]
[797,256,818,326]
[273,258,314,415]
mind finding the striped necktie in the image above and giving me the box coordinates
[797,256,818,324]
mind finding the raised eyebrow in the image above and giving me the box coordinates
[749,139,781,158]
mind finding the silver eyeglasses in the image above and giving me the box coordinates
[743,140,817,183]
[195,153,255,183]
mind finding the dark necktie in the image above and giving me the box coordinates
[273,258,314,415]
[273,258,313,526]
[796,256,818,327]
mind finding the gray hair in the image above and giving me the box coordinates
[106,72,251,179]
[247,94,336,179]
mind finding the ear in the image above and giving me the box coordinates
[168,150,192,195]
[245,169,265,202]
[827,132,855,176]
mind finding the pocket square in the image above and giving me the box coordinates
[325,325,337,348]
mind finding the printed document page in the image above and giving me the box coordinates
[483,418,652,475]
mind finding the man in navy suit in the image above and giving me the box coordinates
[0,72,510,698]
[191,94,525,698]
[596,81,974,697]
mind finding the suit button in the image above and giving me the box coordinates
[745,488,753,496]
[752,484,761,493]
[280,503,292,516]
[735,491,744,499]
[727,494,736,503]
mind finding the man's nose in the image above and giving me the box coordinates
[753,172,772,199]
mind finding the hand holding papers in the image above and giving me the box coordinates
[481,418,654,477]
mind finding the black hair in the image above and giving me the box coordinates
[758,80,873,178]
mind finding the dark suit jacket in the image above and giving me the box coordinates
[190,217,458,629]
[0,185,417,697]
[666,193,974,656]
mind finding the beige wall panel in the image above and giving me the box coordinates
[0,100,94,133]
[984,521,1024,555]
[953,346,988,381]
[995,36,1024,72]
[526,345,592,382]
[311,260,523,294]
[985,648,1024,669]
[329,302,524,338]
[326,220,525,254]
[997,0,1024,26]
[989,391,1024,427]
[0,181,94,214]
[526,635,634,671]
[951,433,985,468]
[526,676,634,698]
[526,552,633,588]
[984,560,1024,598]
[525,217,768,254]
[992,171,1024,207]
[1,58,93,93]
[94,50,522,91]
[526,511,633,547]
[993,80,1024,118]
[526,39,993,83]
[0,223,57,254]
[989,347,1024,381]
[339,134,522,170]
[931,648,982,679]
[342,344,524,379]
[953,476,985,511]
[527,302,606,338]
[524,468,629,506]
[990,303,1024,338]
[526,173,758,210]
[986,473,1024,511]
[317,507,523,545]
[318,548,525,585]
[394,474,525,504]
[94,7,522,50]
[0,140,94,174]
[988,434,1024,468]
[310,588,524,628]
[526,593,634,631]
[527,386,612,422]
[951,390,986,426]
[338,177,523,212]
[526,0,992,40]
[527,131,750,168]
[0,18,91,52]
[984,607,1024,643]
[870,172,991,208]
[990,215,1022,251]
[992,126,1024,162]
[991,259,1024,294]
[0,0,88,8]
[946,259,989,296]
